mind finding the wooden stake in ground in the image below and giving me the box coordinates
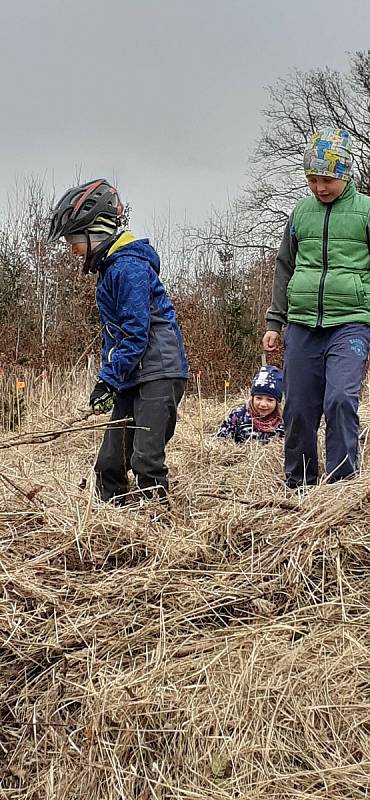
[224,379,230,418]
[196,370,204,459]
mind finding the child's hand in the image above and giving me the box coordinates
[263,331,280,352]
[89,380,114,415]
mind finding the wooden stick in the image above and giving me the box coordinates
[0,415,143,450]
[195,490,299,511]
[0,471,44,506]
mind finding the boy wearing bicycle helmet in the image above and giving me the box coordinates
[48,179,188,506]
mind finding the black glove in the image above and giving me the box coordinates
[89,380,114,415]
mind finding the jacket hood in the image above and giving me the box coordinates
[107,232,160,274]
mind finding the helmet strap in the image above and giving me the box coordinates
[85,232,120,274]
[82,233,92,275]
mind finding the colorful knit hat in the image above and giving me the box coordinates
[251,366,283,402]
[303,127,353,182]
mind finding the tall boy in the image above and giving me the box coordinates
[48,179,188,504]
[263,128,370,487]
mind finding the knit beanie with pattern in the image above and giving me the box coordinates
[251,366,283,402]
[303,127,353,182]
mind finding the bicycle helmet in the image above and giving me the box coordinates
[47,179,123,243]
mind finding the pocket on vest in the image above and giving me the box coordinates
[324,272,365,308]
[287,270,320,316]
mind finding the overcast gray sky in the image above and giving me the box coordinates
[1,0,369,233]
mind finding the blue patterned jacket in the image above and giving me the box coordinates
[216,404,284,444]
[96,233,188,391]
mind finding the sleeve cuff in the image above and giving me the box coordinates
[265,320,283,333]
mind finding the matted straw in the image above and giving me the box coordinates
[1,374,370,799]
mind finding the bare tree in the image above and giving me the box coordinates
[0,178,99,368]
[244,50,370,245]
[189,51,370,261]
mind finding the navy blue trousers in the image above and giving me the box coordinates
[283,323,370,487]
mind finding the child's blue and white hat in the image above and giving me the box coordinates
[251,366,283,402]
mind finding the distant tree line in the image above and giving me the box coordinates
[0,51,368,394]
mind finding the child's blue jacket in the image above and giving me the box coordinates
[96,233,188,391]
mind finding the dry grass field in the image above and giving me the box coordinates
[1,372,370,799]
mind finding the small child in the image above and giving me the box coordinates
[216,366,284,444]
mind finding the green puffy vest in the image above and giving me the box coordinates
[287,180,370,327]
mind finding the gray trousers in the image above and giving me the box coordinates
[95,378,186,504]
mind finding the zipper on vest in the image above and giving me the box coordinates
[317,203,333,326]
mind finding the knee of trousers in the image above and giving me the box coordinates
[131,449,165,476]
[324,391,357,418]
[283,409,314,430]
[95,451,116,476]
